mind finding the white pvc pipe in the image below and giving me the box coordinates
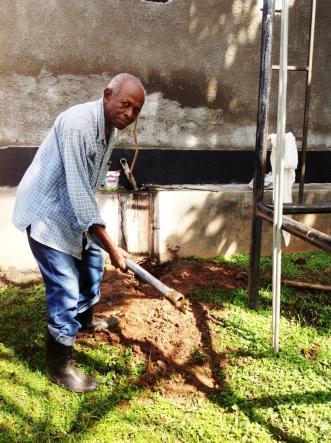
[272,0,288,352]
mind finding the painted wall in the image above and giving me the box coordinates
[0,0,330,151]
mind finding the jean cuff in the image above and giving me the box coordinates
[77,291,101,315]
[48,325,76,346]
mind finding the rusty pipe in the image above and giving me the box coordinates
[125,259,187,312]
[120,158,139,192]
[87,232,188,312]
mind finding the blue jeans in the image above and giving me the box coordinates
[27,229,104,346]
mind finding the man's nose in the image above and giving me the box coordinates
[125,107,134,120]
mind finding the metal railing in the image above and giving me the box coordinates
[248,0,330,351]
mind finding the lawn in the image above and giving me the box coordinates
[0,251,330,442]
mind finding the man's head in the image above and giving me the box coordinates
[103,73,145,130]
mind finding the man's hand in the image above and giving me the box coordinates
[108,245,130,271]
[90,224,130,271]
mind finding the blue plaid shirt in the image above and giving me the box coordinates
[13,98,117,259]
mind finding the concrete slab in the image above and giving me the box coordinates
[1,184,330,271]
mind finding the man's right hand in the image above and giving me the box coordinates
[90,224,130,271]
[108,245,130,271]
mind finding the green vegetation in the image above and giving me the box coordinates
[0,252,330,442]
[189,347,208,365]
[186,250,331,279]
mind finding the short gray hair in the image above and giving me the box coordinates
[108,73,145,95]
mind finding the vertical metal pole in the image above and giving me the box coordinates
[298,0,316,203]
[248,0,275,308]
[272,0,288,352]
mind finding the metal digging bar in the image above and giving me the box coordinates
[124,259,188,313]
[87,232,188,313]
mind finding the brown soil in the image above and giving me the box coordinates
[78,261,246,398]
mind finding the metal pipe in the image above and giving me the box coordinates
[298,0,316,203]
[272,0,288,352]
[120,158,139,192]
[265,203,331,214]
[248,0,276,309]
[87,232,188,312]
[124,259,187,312]
[257,203,331,253]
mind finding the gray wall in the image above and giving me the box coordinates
[0,0,330,150]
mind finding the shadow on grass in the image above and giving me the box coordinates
[0,281,329,442]
[0,284,146,440]
[186,295,329,443]
[0,285,46,370]
[193,282,331,333]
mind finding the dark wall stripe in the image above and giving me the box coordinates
[0,147,330,187]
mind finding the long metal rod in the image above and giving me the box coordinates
[248,0,276,309]
[272,0,288,352]
[87,232,188,312]
[257,203,331,253]
[265,203,331,214]
[120,158,139,192]
[124,259,187,312]
[298,0,317,203]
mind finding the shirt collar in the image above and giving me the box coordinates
[97,97,116,146]
[96,98,105,142]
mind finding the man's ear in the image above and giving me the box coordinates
[104,87,112,101]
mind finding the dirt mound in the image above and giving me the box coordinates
[78,261,245,397]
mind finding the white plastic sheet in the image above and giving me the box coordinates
[270,132,298,246]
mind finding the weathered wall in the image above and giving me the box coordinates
[0,0,330,150]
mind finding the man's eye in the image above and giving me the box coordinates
[122,102,129,107]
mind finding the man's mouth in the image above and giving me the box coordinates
[117,117,130,127]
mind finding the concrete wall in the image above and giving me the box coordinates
[1,185,330,271]
[0,0,330,150]
[1,1,330,272]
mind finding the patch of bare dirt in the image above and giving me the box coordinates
[0,269,42,287]
[79,261,244,398]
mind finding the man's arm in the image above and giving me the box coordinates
[91,224,129,270]
[61,118,128,269]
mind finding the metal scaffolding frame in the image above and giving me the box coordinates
[247,0,331,350]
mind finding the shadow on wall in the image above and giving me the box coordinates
[128,0,316,151]
[115,0,266,151]
[144,0,263,122]
[165,192,252,260]
[163,187,328,261]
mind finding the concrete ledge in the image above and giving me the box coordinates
[1,184,330,271]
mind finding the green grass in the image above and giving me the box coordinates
[0,252,330,442]
[185,250,331,280]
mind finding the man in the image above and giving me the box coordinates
[13,73,145,392]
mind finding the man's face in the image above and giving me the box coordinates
[103,81,145,130]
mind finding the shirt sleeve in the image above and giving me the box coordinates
[61,118,105,232]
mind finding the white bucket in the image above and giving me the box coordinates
[103,170,120,191]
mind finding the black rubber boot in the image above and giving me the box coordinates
[45,330,98,392]
[76,306,119,333]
